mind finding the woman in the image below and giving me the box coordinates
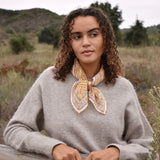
[3,7,155,160]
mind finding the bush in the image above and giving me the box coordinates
[5,28,14,34]
[148,86,160,159]
[9,34,34,54]
[38,24,61,48]
[124,20,148,46]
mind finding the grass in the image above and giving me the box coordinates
[0,41,58,143]
[119,46,160,68]
[0,71,35,143]
[119,46,160,126]
[0,42,58,69]
[119,46,160,94]
[0,42,160,157]
[148,86,160,160]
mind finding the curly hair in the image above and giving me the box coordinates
[53,7,124,84]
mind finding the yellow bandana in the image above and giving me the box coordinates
[71,59,107,114]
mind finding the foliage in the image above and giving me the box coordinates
[148,86,160,160]
[5,28,14,34]
[148,31,160,46]
[124,20,148,46]
[0,70,35,143]
[0,8,63,35]
[9,34,34,54]
[38,24,61,48]
[157,24,160,30]
[0,45,12,56]
[0,8,18,16]
[0,44,160,150]
[90,1,123,42]
[0,59,38,78]
[125,64,160,94]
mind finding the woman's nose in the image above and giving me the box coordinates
[82,36,90,47]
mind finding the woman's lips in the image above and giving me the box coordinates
[82,50,93,56]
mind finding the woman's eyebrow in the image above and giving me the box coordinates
[71,27,100,35]
[88,28,100,33]
[70,31,80,35]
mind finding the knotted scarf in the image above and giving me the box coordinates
[71,59,107,114]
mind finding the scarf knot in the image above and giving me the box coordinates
[71,59,107,114]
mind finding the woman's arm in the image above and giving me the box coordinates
[107,81,158,160]
[3,70,66,159]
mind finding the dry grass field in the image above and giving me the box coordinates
[0,42,160,156]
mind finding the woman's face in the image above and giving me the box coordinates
[70,16,104,68]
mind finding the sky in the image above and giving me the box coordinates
[0,0,160,29]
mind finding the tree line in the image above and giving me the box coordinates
[9,1,160,54]
[38,1,160,47]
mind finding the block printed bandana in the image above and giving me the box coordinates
[71,59,107,114]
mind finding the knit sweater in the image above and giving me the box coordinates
[3,66,155,160]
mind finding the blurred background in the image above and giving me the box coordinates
[0,0,160,158]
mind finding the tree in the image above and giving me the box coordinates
[38,27,54,44]
[38,24,61,48]
[125,20,148,46]
[90,1,123,42]
[10,34,34,54]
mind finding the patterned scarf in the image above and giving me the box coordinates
[71,59,107,114]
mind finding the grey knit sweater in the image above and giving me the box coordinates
[3,66,155,160]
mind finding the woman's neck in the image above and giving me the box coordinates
[80,62,101,79]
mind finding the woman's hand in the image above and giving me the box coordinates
[52,144,83,160]
[85,147,120,160]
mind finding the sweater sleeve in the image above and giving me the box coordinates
[3,71,66,159]
[108,81,159,160]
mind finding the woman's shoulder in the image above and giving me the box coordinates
[115,76,135,91]
[35,66,55,83]
[42,66,55,73]
[39,66,55,77]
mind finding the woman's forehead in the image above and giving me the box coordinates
[70,16,100,32]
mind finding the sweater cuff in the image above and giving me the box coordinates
[106,143,126,160]
[24,132,66,159]
[106,143,151,160]
[47,139,66,159]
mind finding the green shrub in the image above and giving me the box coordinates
[38,27,53,44]
[9,34,34,54]
[5,28,14,34]
[148,86,160,159]
[38,24,61,48]
[148,32,160,46]
[124,20,148,46]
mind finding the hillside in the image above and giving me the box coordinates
[121,24,160,33]
[0,8,64,43]
[0,8,159,45]
[146,24,160,33]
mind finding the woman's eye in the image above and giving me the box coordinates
[90,33,98,37]
[74,35,81,40]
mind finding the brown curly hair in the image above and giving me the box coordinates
[53,7,123,84]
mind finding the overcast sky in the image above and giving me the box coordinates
[0,0,160,29]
